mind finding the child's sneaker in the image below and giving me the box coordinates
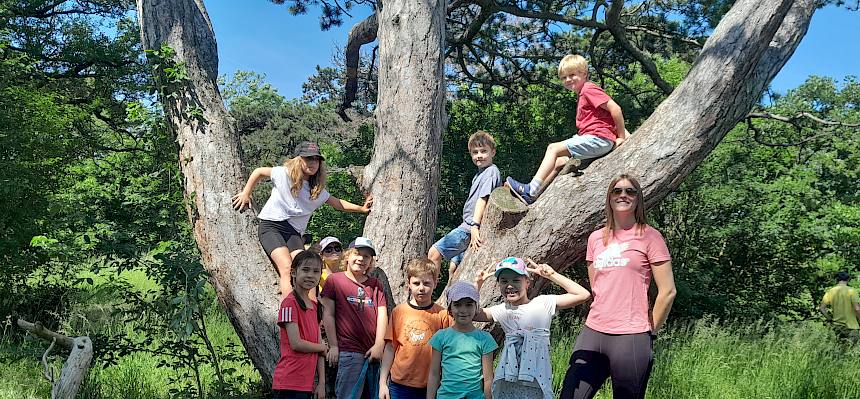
[505,177,536,205]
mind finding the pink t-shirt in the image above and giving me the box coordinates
[576,81,617,142]
[585,225,671,334]
[273,293,319,391]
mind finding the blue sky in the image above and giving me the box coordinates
[206,2,858,100]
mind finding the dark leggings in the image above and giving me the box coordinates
[559,326,654,399]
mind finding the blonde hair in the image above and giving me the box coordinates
[340,247,376,272]
[558,54,588,78]
[602,174,647,245]
[468,130,496,151]
[405,258,439,281]
[284,155,327,200]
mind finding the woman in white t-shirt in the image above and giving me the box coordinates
[232,142,372,298]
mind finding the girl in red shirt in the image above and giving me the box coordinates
[274,251,327,399]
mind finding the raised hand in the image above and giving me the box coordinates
[474,261,496,290]
[362,194,374,213]
[525,258,556,278]
[231,192,252,211]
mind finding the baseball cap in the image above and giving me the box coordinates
[447,281,480,306]
[319,236,341,250]
[349,236,376,256]
[293,141,324,160]
[494,257,528,277]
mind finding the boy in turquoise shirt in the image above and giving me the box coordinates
[427,282,497,399]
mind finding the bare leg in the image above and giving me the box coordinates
[538,156,570,195]
[270,247,296,299]
[533,142,572,183]
[427,246,444,277]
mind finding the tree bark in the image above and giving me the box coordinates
[363,0,447,304]
[135,0,815,386]
[453,0,816,305]
[17,319,93,399]
[135,0,280,386]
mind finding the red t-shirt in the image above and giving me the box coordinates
[585,225,671,334]
[273,293,320,391]
[320,272,387,354]
[576,81,617,142]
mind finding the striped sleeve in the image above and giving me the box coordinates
[278,296,297,324]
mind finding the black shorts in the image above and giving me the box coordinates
[272,389,311,399]
[258,219,304,256]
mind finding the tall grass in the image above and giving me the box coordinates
[550,319,860,399]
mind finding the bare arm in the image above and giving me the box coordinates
[325,195,373,214]
[481,353,494,399]
[601,99,627,145]
[426,349,442,399]
[469,196,489,250]
[232,167,272,211]
[473,262,495,322]
[650,260,677,333]
[854,298,860,321]
[378,342,395,399]
[366,306,387,361]
[285,323,327,353]
[315,343,326,399]
[320,296,339,364]
[819,301,831,321]
[524,259,590,309]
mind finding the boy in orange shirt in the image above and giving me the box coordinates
[379,258,452,399]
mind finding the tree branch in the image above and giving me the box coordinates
[605,0,674,95]
[338,13,378,121]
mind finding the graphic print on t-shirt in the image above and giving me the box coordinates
[347,286,374,309]
[594,242,630,270]
[404,319,433,346]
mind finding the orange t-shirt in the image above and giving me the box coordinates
[385,302,453,388]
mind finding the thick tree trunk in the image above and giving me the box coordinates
[135,0,280,386]
[363,0,447,303]
[453,0,816,304]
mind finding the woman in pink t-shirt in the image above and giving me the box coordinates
[559,174,676,399]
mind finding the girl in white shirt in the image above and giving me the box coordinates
[232,141,372,298]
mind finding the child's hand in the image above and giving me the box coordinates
[525,258,556,278]
[366,342,384,362]
[326,345,339,365]
[231,192,252,211]
[315,383,326,399]
[614,137,625,147]
[361,194,374,214]
[474,262,495,290]
[469,226,482,250]
[378,382,390,399]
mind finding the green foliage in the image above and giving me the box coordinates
[652,76,860,320]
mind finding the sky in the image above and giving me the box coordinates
[206,2,859,100]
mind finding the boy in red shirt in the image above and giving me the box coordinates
[506,54,628,204]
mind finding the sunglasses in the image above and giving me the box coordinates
[611,187,639,196]
[323,246,342,254]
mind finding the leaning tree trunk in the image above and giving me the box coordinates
[363,0,447,303]
[453,0,816,305]
[136,0,281,385]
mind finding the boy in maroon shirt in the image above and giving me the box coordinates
[506,54,628,204]
[320,237,388,399]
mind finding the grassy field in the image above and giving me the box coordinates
[3,269,859,398]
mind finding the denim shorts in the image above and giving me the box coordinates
[562,134,614,159]
[336,351,379,399]
[432,228,470,264]
[388,381,427,399]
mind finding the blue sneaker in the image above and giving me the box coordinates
[505,176,536,205]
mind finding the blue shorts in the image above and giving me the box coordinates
[336,351,379,399]
[562,135,614,159]
[432,228,470,265]
[388,381,427,399]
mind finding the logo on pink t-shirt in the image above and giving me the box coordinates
[593,242,630,270]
